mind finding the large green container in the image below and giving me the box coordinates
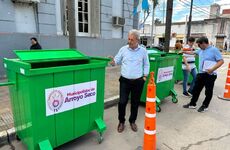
[0,49,108,150]
[140,52,178,112]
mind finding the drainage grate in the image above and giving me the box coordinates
[0,111,14,132]
[0,117,7,131]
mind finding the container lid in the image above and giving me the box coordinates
[147,48,166,54]
[14,49,90,63]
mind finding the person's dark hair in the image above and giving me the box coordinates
[196,36,209,44]
[30,37,38,42]
[188,37,195,42]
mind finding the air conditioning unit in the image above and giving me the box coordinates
[112,16,125,27]
[12,0,40,3]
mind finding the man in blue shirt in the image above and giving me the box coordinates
[183,37,224,112]
[110,29,150,132]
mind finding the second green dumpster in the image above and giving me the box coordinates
[141,51,178,112]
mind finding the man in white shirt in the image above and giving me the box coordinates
[110,29,150,132]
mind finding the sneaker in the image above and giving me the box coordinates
[183,92,191,97]
[197,106,208,113]
[183,103,197,109]
[188,90,193,96]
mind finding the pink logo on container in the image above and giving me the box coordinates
[47,90,64,112]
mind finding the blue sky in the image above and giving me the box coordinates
[141,0,230,24]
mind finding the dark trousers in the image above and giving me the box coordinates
[190,73,217,108]
[118,76,145,123]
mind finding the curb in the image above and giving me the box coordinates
[0,95,120,146]
[218,95,230,101]
[104,95,119,109]
[222,55,230,59]
[0,131,8,146]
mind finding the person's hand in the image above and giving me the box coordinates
[143,76,147,81]
[108,56,114,59]
[178,50,184,54]
[108,56,115,66]
[206,68,214,74]
[186,65,191,72]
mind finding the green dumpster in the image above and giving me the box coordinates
[1,49,108,150]
[141,51,178,112]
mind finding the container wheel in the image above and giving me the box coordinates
[172,97,178,103]
[98,133,103,144]
[156,106,161,112]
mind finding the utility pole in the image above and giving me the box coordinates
[67,0,77,49]
[186,0,193,42]
[163,0,165,23]
[164,0,173,52]
[143,11,146,34]
[150,1,156,47]
[184,15,188,44]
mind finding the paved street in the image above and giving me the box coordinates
[0,57,230,150]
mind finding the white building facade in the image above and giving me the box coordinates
[0,0,137,78]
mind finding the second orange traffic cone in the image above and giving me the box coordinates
[218,63,230,101]
[143,72,156,150]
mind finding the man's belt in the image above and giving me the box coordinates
[182,61,195,64]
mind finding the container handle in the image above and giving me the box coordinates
[0,81,15,87]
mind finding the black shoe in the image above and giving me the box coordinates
[188,90,193,95]
[183,103,196,109]
[183,92,191,97]
[197,106,208,113]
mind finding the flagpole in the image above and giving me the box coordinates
[150,1,155,47]
[143,11,146,34]
[184,15,188,45]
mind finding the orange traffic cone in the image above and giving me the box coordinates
[143,72,156,150]
[218,63,230,101]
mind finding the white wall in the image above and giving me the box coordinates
[14,3,36,33]
[112,0,122,38]
[149,22,222,46]
[55,0,63,35]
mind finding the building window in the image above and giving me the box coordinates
[77,0,90,36]
[140,37,148,46]
[63,0,91,36]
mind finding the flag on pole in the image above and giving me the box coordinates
[142,0,149,11]
[133,0,149,16]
